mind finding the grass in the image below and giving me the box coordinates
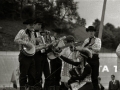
[0,20,25,51]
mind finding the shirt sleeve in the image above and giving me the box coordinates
[91,38,101,52]
[60,48,67,56]
[14,29,28,45]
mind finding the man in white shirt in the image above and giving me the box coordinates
[33,18,52,90]
[14,19,36,90]
[82,26,101,90]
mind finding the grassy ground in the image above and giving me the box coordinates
[0,20,25,51]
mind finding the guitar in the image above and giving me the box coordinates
[70,81,86,90]
[21,43,36,56]
[47,41,82,60]
[21,36,67,56]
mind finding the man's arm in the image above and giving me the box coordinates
[14,29,32,49]
[60,55,81,66]
[14,30,28,45]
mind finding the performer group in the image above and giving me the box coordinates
[14,18,101,90]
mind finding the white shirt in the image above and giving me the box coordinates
[82,37,101,54]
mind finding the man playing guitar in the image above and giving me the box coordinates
[82,26,101,90]
[14,19,36,90]
[33,18,59,90]
[48,29,65,88]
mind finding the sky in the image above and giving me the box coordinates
[74,0,120,28]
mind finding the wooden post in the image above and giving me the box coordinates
[98,0,107,39]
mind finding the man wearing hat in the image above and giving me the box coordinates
[59,48,93,90]
[33,18,53,90]
[82,26,101,90]
[14,19,36,90]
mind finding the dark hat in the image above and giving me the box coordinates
[86,26,96,32]
[34,18,43,24]
[23,19,34,24]
[79,48,92,59]
[65,35,75,43]
[98,77,101,80]
[111,74,115,77]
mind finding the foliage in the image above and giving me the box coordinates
[93,19,120,51]
[0,0,86,36]
[0,0,87,51]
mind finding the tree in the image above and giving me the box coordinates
[93,19,100,37]
[92,19,116,51]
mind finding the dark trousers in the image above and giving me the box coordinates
[34,52,50,89]
[88,54,100,90]
[50,57,62,86]
[19,52,36,90]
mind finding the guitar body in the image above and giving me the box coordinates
[47,36,66,60]
[70,81,86,90]
[21,44,35,56]
[47,41,82,60]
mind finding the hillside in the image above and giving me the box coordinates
[73,26,89,41]
[0,20,88,51]
[0,20,25,51]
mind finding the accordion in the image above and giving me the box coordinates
[69,66,81,77]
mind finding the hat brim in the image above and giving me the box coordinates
[86,28,96,32]
[86,26,96,32]
[23,22,33,24]
[23,19,34,24]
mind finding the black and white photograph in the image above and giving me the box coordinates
[0,0,120,90]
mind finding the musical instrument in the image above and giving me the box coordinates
[21,43,35,56]
[47,41,82,60]
[47,36,67,59]
[70,81,86,90]
[21,37,53,56]
[21,37,59,56]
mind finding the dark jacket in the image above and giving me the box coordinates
[60,55,92,81]
[99,83,105,90]
[108,80,120,90]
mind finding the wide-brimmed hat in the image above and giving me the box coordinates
[34,18,43,24]
[23,19,34,24]
[65,35,75,43]
[86,26,96,32]
[78,48,92,59]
